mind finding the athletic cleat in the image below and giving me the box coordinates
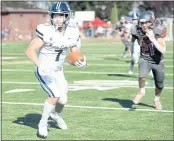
[133,92,145,104]
[154,100,162,110]
[123,54,126,59]
[128,70,133,75]
[50,113,67,129]
[37,119,48,138]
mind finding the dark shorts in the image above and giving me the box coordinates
[138,57,164,83]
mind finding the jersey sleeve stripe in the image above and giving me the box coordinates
[36,29,43,36]
[36,29,43,40]
[36,32,43,40]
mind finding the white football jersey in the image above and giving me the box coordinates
[36,22,81,70]
[124,23,132,34]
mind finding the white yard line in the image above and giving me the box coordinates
[85,64,173,68]
[2,81,173,89]
[2,69,174,76]
[86,53,174,57]
[1,101,173,113]
[88,57,173,61]
[2,62,173,68]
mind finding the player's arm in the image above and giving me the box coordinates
[69,36,87,68]
[69,34,81,53]
[25,37,44,67]
[70,46,80,52]
[154,37,166,53]
[146,29,166,53]
[123,30,130,41]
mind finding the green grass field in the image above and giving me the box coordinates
[1,40,173,140]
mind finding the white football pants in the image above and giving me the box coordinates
[35,67,68,105]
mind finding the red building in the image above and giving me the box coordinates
[2,9,49,41]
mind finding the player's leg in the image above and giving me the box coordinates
[133,58,151,104]
[35,68,61,137]
[127,47,131,57]
[128,59,134,74]
[122,41,128,59]
[152,61,164,109]
[50,71,68,129]
[128,42,135,74]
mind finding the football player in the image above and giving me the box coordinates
[129,11,154,78]
[128,12,140,74]
[115,16,131,59]
[120,17,132,59]
[25,2,86,138]
[131,11,167,110]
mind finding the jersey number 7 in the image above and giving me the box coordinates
[55,50,63,61]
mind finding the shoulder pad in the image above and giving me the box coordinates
[66,25,80,38]
[153,25,167,38]
[36,24,53,42]
[68,18,77,27]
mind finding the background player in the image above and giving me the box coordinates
[131,11,167,110]
[128,12,140,74]
[115,16,131,58]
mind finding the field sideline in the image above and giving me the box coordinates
[1,40,173,140]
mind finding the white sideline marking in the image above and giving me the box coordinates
[2,61,173,68]
[4,89,36,93]
[2,69,174,76]
[1,101,173,113]
[1,81,173,90]
[2,81,174,89]
[1,57,25,60]
[86,64,173,68]
[88,57,173,62]
[87,53,174,58]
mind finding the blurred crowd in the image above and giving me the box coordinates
[1,11,173,41]
[80,22,117,39]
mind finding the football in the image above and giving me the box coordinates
[67,52,84,65]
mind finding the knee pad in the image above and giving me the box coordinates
[155,81,164,90]
[58,94,67,105]
[139,77,146,81]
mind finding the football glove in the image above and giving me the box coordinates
[74,55,87,68]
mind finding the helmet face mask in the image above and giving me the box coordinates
[51,13,69,29]
[49,2,71,31]
[140,21,152,32]
[138,11,155,32]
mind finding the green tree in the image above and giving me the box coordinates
[110,2,118,24]
[116,1,133,19]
